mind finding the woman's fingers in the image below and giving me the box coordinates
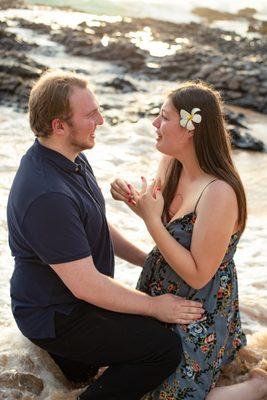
[140,176,147,194]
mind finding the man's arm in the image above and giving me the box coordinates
[108,223,147,267]
[50,256,204,324]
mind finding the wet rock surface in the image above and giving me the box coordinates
[0,370,43,395]
[192,7,257,22]
[0,0,26,10]
[104,77,137,93]
[5,10,267,114]
[0,2,266,150]
[0,12,45,109]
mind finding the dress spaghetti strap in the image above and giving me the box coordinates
[194,179,218,213]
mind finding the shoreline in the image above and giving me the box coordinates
[0,3,266,151]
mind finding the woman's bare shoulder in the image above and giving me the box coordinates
[199,178,238,212]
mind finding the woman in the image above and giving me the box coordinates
[110,81,267,399]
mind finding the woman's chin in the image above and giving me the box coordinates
[156,141,166,154]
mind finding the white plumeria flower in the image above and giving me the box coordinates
[180,108,202,130]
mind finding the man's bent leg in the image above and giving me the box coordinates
[48,352,99,383]
[31,303,182,400]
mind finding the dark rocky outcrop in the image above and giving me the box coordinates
[0,27,45,109]
[0,0,27,10]
[104,77,137,92]
[0,6,266,150]
[47,18,267,114]
[192,7,257,22]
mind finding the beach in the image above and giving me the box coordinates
[0,0,266,398]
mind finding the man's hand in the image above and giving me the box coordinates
[51,256,204,324]
[110,178,132,203]
[110,178,142,216]
[151,294,204,324]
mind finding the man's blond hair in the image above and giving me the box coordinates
[29,70,88,137]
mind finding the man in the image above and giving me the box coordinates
[7,71,204,400]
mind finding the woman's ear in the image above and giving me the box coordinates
[187,129,194,138]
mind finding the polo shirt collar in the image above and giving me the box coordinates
[34,139,82,173]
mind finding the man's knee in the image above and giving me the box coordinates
[149,325,182,375]
[164,330,182,373]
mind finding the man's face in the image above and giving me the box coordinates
[66,86,104,152]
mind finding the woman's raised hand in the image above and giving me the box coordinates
[131,176,164,225]
[110,176,164,222]
[110,178,142,216]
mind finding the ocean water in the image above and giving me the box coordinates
[25,0,267,23]
[0,4,266,399]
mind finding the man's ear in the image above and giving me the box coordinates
[51,118,65,135]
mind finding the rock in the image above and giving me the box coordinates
[230,128,265,151]
[230,94,261,110]
[0,72,21,93]
[0,61,42,78]
[89,42,146,70]
[224,109,248,129]
[104,77,137,93]
[16,18,51,34]
[0,371,44,396]
[224,109,265,151]
[0,29,34,52]
[259,21,267,35]
[0,0,26,9]
[237,8,257,19]
[193,6,257,22]
[1,8,267,116]
[248,20,267,35]
[192,7,239,21]
[225,90,243,100]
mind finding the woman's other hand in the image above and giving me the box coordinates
[131,176,164,224]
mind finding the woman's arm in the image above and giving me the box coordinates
[134,179,238,290]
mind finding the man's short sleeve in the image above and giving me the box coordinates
[22,192,91,264]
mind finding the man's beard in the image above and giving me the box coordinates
[68,124,94,152]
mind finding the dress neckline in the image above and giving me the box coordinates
[167,211,195,226]
[167,211,240,239]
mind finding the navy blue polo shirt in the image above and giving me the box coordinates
[7,139,114,339]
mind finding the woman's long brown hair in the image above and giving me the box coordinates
[162,81,247,233]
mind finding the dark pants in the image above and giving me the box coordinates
[30,302,182,400]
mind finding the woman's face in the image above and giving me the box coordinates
[153,97,192,156]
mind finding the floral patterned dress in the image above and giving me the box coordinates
[137,211,246,400]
